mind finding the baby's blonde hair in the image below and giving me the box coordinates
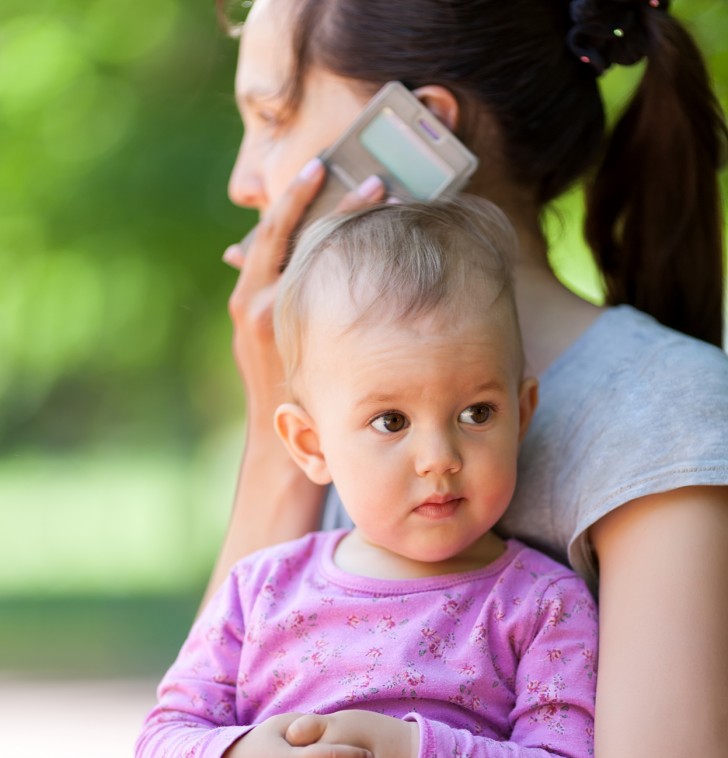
[274,196,522,387]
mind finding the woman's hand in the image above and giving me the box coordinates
[224,158,385,424]
[200,163,386,609]
[285,710,419,758]
[224,157,324,424]
[224,713,374,758]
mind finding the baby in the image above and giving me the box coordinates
[137,198,598,758]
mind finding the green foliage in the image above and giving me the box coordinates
[0,0,252,454]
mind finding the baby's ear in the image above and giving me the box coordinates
[274,403,332,485]
[517,377,539,443]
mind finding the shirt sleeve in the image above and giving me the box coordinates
[135,567,253,757]
[405,575,598,758]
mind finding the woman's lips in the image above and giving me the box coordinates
[413,497,462,519]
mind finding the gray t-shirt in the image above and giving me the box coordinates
[322,306,728,592]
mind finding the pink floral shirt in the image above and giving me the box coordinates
[137,531,598,757]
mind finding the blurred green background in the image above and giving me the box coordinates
[1,0,727,681]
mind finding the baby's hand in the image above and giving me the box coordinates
[224,712,374,758]
[286,710,418,758]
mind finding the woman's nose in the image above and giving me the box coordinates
[414,432,463,478]
[228,138,266,210]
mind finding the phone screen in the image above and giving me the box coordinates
[358,107,453,199]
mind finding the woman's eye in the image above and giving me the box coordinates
[252,105,284,129]
[459,405,493,426]
[370,413,408,433]
[257,110,279,126]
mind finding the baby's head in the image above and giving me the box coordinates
[274,197,538,569]
[276,196,524,392]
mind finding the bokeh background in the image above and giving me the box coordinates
[1,1,726,755]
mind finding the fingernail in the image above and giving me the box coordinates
[298,157,324,181]
[386,196,402,205]
[356,175,384,199]
[222,244,244,268]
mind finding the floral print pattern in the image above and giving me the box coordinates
[137,531,598,758]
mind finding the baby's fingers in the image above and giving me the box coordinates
[297,747,373,758]
[287,715,373,758]
[286,714,327,746]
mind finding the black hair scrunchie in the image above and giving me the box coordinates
[567,0,670,76]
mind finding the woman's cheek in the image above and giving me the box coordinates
[267,136,311,200]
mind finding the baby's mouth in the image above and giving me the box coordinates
[413,495,463,519]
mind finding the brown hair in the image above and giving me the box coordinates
[274,197,520,385]
[219,0,726,346]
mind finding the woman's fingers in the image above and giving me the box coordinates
[225,157,327,338]
[224,157,326,277]
[224,165,387,344]
[334,175,386,214]
[223,169,387,276]
[223,239,247,270]
[247,157,327,280]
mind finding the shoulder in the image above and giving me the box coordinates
[559,310,728,585]
[500,541,596,609]
[623,308,726,379]
[545,307,728,462]
[229,530,339,589]
[583,306,727,390]
[505,308,728,589]
[601,310,727,434]
[531,306,728,456]
[543,306,727,399]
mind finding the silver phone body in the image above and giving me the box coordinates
[299,81,479,232]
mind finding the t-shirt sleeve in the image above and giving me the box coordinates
[564,335,728,584]
[135,566,253,757]
[405,573,598,757]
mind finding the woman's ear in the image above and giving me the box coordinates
[274,403,332,485]
[517,377,539,443]
[412,85,461,132]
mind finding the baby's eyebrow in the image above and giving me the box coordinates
[353,380,508,409]
[354,393,398,409]
[472,380,507,394]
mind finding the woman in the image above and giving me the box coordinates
[211,0,728,755]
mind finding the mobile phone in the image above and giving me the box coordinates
[297,80,479,235]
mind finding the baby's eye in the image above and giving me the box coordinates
[370,412,408,434]
[459,404,493,426]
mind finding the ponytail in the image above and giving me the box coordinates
[584,11,727,346]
